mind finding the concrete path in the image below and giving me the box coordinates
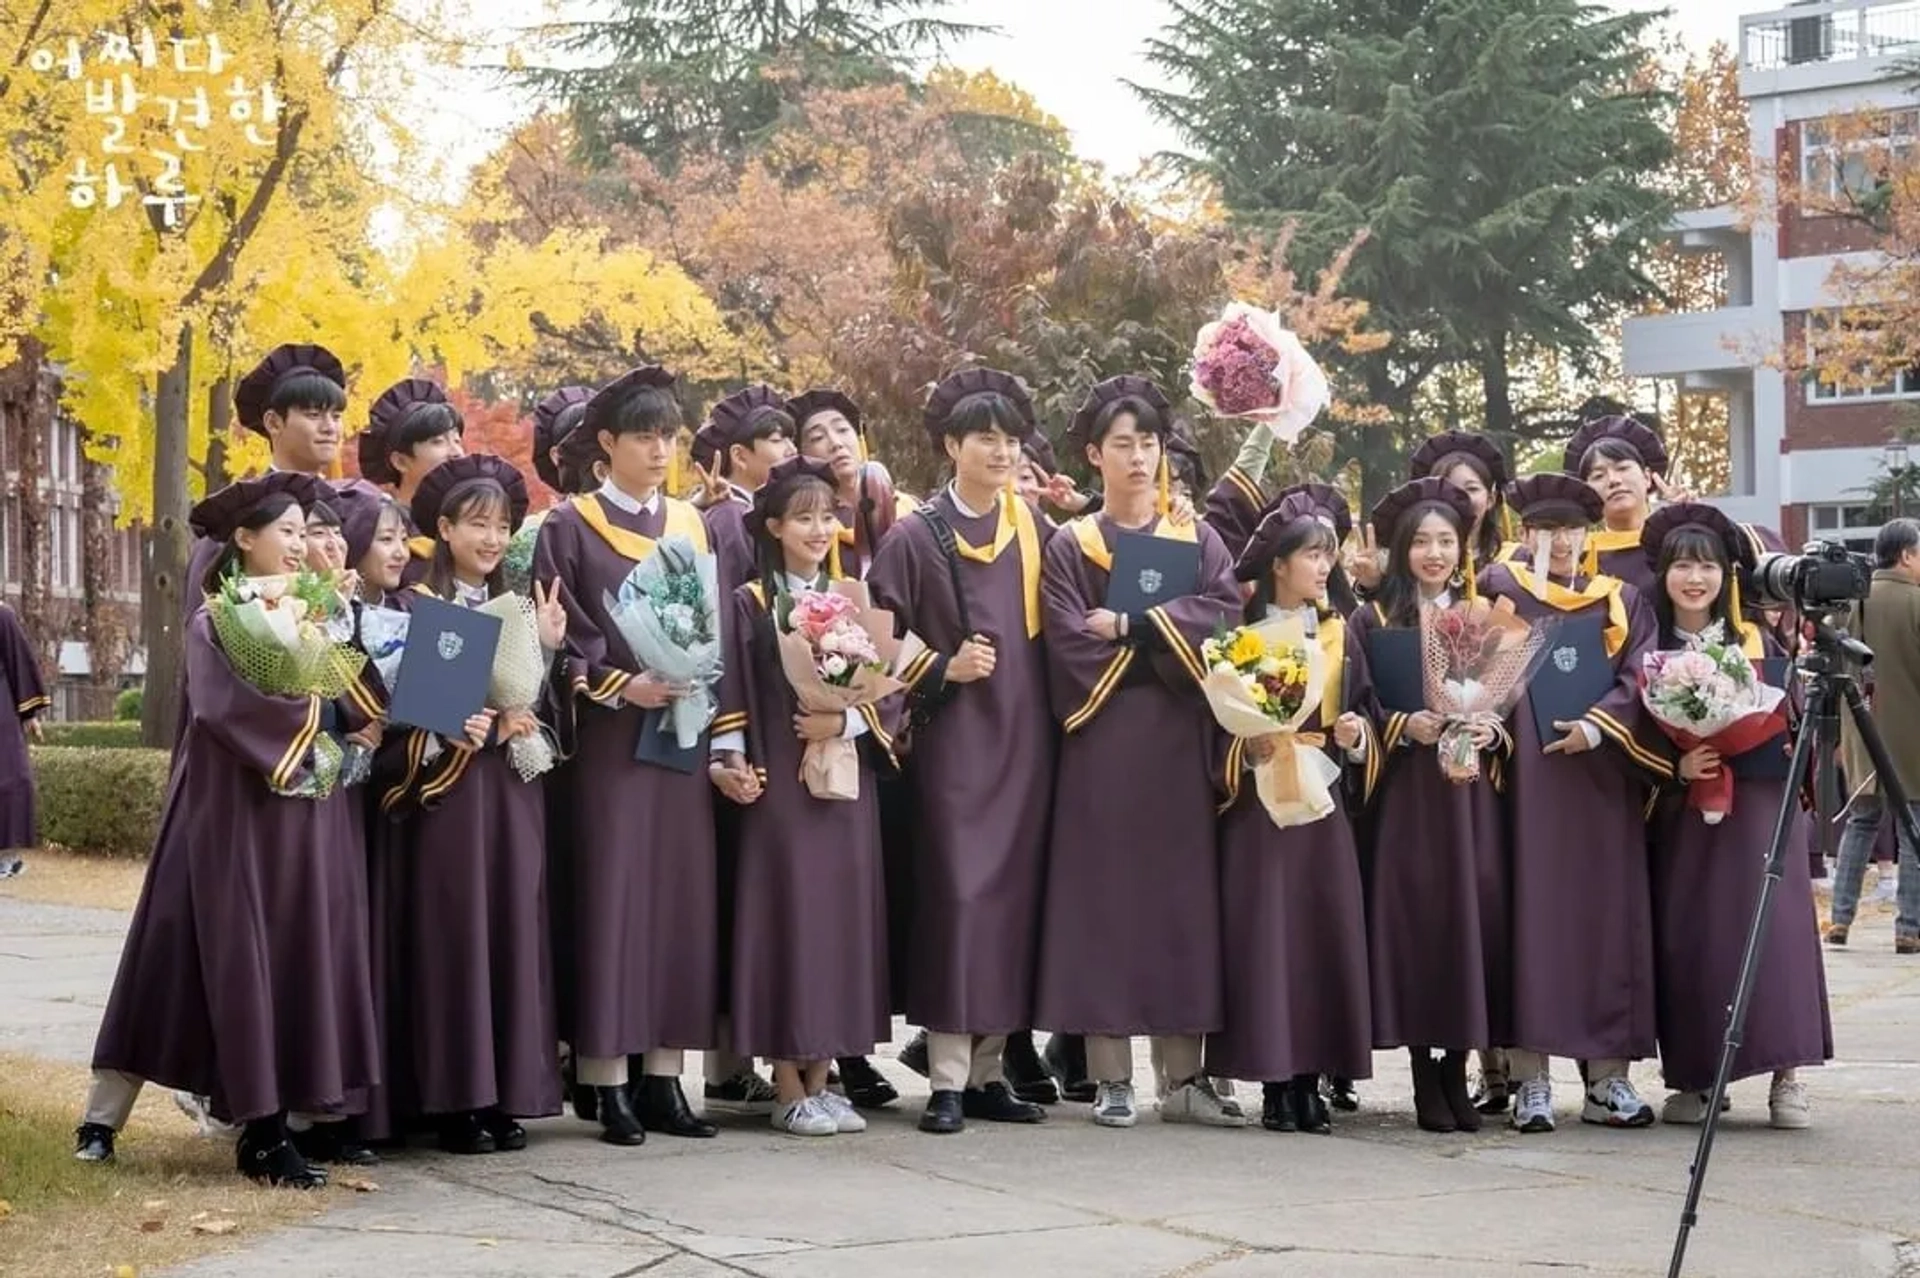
[5,893,1918,1278]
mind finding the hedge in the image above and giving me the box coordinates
[38,720,143,749]
[29,746,169,858]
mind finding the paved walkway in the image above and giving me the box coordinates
[5,893,1919,1278]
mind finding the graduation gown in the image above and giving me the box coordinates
[716,582,895,1060]
[0,605,47,850]
[1650,631,1832,1093]
[1204,609,1375,1082]
[703,488,756,600]
[532,494,718,1061]
[1202,466,1266,560]
[1348,603,1513,1051]
[1032,513,1239,1037]
[91,610,381,1123]
[866,490,1056,1035]
[702,487,755,1013]
[1478,562,1671,1061]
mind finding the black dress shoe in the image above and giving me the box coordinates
[436,1110,497,1155]
[962,1081,1047,1124]
[919,1089,965,1135]
[834,1056,898,1110]
[292,1123,383,1166]
[1041,1033,1097,1105]
[564,1057,598,1122]
[1292,1075,1332,1135]
[596,1085,646,1146]
[636,1075,717,1138]
[237,1135,327,1189]
[479,1107,528,1152]
[1001,1031,1059,1106]
[1410,1050,1457,1134]
[897,1030,931,1078]
[1325,1075,1359,1112]
[73,1122,115,1162]
[1260,1081,1299,1132]
[1438,1051,1483,1133]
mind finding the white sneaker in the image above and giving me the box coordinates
[173,1091,239,1142]
[1159,1077,1249,1128]
[1768,1078,1811,1130]
[1869,872,1899,905]
[1582,1076,1655,1128]
[774,1096,838,1137]
[1210,1077,1245,1120]
[1662,1090,1710,1125]
[1512,1078,1555,1133]
[812,1089,868,1134]
[1091,1081,1137,1128]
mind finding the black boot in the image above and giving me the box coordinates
[1042,1033,1097,1105]
[962,1081,1047,1124]
[73,1122,115,1163]
[1410,1050,1457,1133]
[1001,1031,1059,1105]
[564,1055,597,1123]
[897,1030,931,1079]
[1292,1074,1331,1135]
[292,1121,382,1166]
[1439,1052,1484,1133]
[1471,1051,1511,1115]
[237,1114,327,1188]
[834,1056,898,1110]
[479,1106,528,1152]
[436,1110,496,1155]
[1325,1075,1359,1112]
[636,1075,717,1138]
[1260,1081,1298,1132]
[919,1089,964,1134]
[596,1085,646,1146]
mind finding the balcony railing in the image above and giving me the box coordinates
[1742,0,1920,71]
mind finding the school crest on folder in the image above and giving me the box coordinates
[1139,568,1164,596]
[1552,644,1579,674]
[437,631,464,661]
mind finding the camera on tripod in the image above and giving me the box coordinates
[1743,540,1873,612]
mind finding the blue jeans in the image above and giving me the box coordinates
[1832,793,1920,939]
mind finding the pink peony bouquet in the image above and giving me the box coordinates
[1639,625,1789,824]
[774,582,925,801]
[785,590,885,686]
[1190,302,1332,442]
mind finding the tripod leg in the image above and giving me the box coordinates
[1668,692,1823,1278]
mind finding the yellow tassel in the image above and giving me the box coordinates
[1157,454,1171,517]
[1582,535,1598,581]
[857,435,869,463]
[1464,544,1478,603]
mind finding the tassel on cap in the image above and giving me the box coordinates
[1157,453,1171,517]
[1464,543,1478,603]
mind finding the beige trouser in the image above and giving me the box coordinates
[1508,1051,1629,1084]
[703,1017,751,1080]
[1086,1035,1202,1088]
[927,1032,1006,1093]
[578,1048,686,1087]
[83,1069,328,1131]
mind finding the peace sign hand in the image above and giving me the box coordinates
[692,459,730,507]
[1650,473,1694,506]
[533,578,567,650]
[1347,522,1383,590]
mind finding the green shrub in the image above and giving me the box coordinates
[38,720,143,749]
[113,687,142,721]
[30,746,169,858]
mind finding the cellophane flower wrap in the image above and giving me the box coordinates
[207,569,368,799]
[774,580,926,802]
[604,535,723,749]
[475,592,559,782]
[1420,596,1552,784]
[1201,615,1342,829]
[501,509,546,597]
[1189,302,1333,443]
[1639,622,1789,824]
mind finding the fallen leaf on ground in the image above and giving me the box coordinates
[189,1219,238,1236]
[114,1266,137,1277]
[138,1220,164,1234]
[477,1239,497,1247]
[335,1177,379,1193]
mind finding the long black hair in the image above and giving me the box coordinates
[1425,449,1506,571]
[1651,524,1740,648]
[205,491,305,595]
[423,478,512,600]
[1374,499,1466,629]
[1242,518,1358,624]
[753,475,839,613]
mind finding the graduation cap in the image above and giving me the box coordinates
[233,343,347,437]
[1235,482,1353,583]
[745,455,838,546]
[1409,430,1509,487]
[1022,431,1061,476]
[1642,501,1755,573]
[1509,472,1603,527]
[329,478,398,568]
[1369,477,1476,548]
[1562,414,1669,479]
[410,454,531,539]
[189,471,329,542]
[532,385,593,492]
[922,368,1038,450]
[1166,417,1208,492]
[786,388,863,437]
[1065,375,1173,452]
[357,378,450,485]
[582,365,678,439]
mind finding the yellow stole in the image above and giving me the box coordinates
[1316,614,1345,729]
[947,491,1042,638]
[1582,525,1642,577]
[571,493,710,563]
[829,491,921,577]
[408,535,434,561]
[1506,563,1630,657]
[1068,512,1199,572]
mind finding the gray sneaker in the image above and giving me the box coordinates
[1512,1078,1555,1133]
[1091,1081,1138,1128]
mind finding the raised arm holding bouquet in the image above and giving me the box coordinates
[1190,302,1333,444]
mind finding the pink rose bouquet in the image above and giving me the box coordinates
[1639,625,1789,824]
[1190,302,1332,442]
[774,582,925,801]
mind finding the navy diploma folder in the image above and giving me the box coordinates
[1529,613,1615,744]
[387,595,502,741]
[634,706,706,774]
[1105,532,1201,616]
[1365,627,1427,714]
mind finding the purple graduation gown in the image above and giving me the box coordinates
[91,610,381,1123]
[703,491,755,600]
[1032,514,1240,1037]
[702,488,755,1012]
[1348,604,1512,1051]
[532,496,718,1061]
[1204,611,1374,1082]
[715,583,893,1060]
[1479,563,1671,1061]
[866,493,1056,1035]
[0,605,48,850]
[1202,466,1266,560]
[1650,633,1832,1093]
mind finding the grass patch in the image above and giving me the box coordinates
[0,848,150,913]
[0,1054,331,1278]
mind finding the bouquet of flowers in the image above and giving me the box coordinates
[501,509,547,597]
[774,581,925,801]
[604,535,723,751]
[1640,623,1789,824]
[1420,597,1552,784]
[476,592,558,782]
[207,569,368,798]
[1190,302,1333,443]
[1200,614,1341,828]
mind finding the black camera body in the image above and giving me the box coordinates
[1745,540,1873,612]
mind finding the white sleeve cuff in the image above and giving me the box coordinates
[1232,422,1275,485]
[1578,721,1602,750]
[710,729,746,757]
[1345,736,1368,764]
[843,709,870,740]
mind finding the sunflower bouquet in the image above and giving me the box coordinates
[1200,615,1339,828]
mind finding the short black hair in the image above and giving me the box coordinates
[267,370,347,421]
[392,401,464,454]
[595,385,681,440]
[1876,517,1920,569]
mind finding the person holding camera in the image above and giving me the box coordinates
[1831,517,1920,954]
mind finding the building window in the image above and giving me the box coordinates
[1808,502,1880,554]
[1802,110,1920,203]
[1805,311,1920,402]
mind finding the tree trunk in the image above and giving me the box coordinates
[0,339,55,675]
[205,376,232,490]
[79,446,128,699]
[140,324,193,748]
[1479,334,1515,441]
